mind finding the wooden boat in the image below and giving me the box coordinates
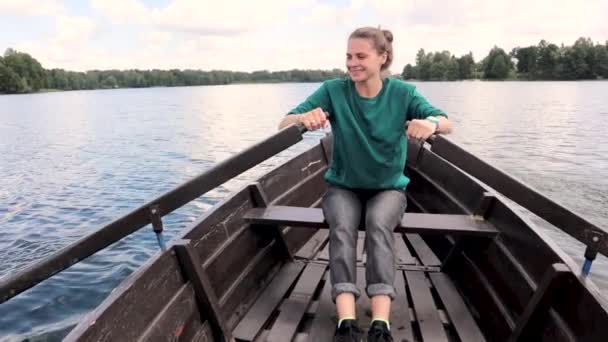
[1,124,607,341]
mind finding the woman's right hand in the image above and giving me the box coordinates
[298,107,328,131]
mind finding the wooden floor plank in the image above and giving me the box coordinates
[308,275,336,342]
[317,239,330,261]
[405,271,448,342]
[391,271,415,342]
[429,273,486,342]
[253,330,270,342]
[295,230,328,260]
[265,264,326,342]
[394,233,416,265]
[355,267,371,331]
[406,234,441,267]
[233,262,305,341]
[266,299,307,342]
[356,236,365,262]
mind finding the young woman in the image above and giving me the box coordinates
[279,27,453,342]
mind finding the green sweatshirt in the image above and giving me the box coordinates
[288,77,445,190]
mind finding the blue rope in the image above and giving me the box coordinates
[156,232,167,251]
[582,258,593,277]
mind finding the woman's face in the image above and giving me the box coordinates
[346,38,387,83]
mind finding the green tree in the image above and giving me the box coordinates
[85,71,100,89]
[3,49,45,91]
[445,56,460,81]
[0,59,24,93]
[416,49,432,80]
[101,75,118,88]
[559,37,595,79]
[456,52,475,79]
[512,46,538,75]
[401,64,416,79]
[594,42,608,78]
[535,40,560,79]
[483,46,513,79]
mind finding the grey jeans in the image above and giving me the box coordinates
[322,184,408,301]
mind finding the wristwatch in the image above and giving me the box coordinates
[426,116,439,132]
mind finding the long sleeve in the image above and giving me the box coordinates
[406,87,446,120]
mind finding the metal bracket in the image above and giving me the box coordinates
[149,204,166,251]
[474,192,496,220]
[584,230,605,249]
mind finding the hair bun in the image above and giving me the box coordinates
[382,29,393,43]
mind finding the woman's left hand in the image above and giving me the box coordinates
[406,119,436,141]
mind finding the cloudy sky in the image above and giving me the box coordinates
[0,0,606,72]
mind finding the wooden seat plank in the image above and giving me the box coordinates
[405,271,449,342]
[429,273,486,342]
[244,206,498,237]
[233,262,305,341]
[265,263,326,342]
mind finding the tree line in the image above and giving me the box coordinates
[2,36,608,94]
[0,48,347,94]
[402,37,608,81]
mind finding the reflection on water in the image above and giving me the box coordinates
[0,81,607,340]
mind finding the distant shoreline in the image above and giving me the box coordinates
[3,78,608,96]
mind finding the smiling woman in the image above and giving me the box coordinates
[278,26,453,342]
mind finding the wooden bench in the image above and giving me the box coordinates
[243,206,498,237]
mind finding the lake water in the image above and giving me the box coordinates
[0,81,607,341]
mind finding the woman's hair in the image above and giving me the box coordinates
[349,26,394,71]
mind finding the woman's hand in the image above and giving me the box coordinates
[406,119,436,141]
[298,107,328,131]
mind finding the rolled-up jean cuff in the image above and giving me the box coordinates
[331,283,361,302]
[366,283,396,300]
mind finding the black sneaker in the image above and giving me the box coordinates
[367,320,393,342]
[334,319,363,342]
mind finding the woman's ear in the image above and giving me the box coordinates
[381,52,388,66]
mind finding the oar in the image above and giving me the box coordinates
[428,134,607,276]
[0,123,307,304]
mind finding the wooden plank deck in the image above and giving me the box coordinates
[233,245,485,342]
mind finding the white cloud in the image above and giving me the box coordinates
[54,16,97,44]
[368,0,415,17]
[90,0,150,24]
[0,0,64,16]
[301,0,365,26]
[15,15,99,69]
[92,0,296,35]
[150,0,293,35]
[370,0,607,71]
[8,0,607,72]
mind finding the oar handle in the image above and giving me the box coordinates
[292,110,331,134]
[405,121,439,144]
